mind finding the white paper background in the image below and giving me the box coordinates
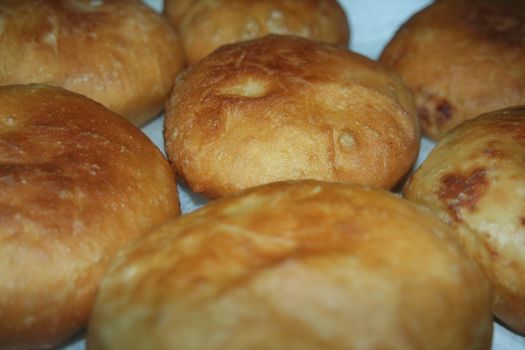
[61,0,524,348]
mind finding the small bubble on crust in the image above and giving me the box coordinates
[339,131,356,150]
[219,78,271,98]
[267,10,285,33]
[5,116,15,126]
[270,10,283,20]
[59,189,70,199]
[41,32,57,47]
[71,0,104,11]
[89,163,101,175]
[241,18,261,40]
[1,115,17,129]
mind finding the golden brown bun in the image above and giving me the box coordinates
[379,0,525,140]
[403,106,525,334]
[87,180,492,350]
[164,35,420,199]
[0,84,180,349]
[0,0,186,126]
[163,0,350,64]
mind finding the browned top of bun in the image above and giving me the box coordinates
[164,0,350,64]
[380,0,525,140]
[404,105,525,333]
[0,0,186,126]
[0,84,180,349]
[164,35,419,198]
[87,180,492,350]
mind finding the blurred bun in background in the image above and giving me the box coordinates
[164,0,350,64]
[0,0,186,126]
[380,0,525,140]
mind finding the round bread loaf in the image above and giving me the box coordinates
[164,35,420,198]
[379,0,525,140]
[0,0,186,126]
[0,84,180,349]
[403,106,525,334]
[87,180,492,350]
[163,0,350,64]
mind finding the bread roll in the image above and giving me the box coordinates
[0,84,180,349]
[380,0,525,140]
[403,106,525,334]
[164,35,420,198]
[0,0,186,126]
[87,180,492,350]
[164,0,350,64]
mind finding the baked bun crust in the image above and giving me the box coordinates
[403,106,525,334]
[380,0,525,140]
[164,35,420,198]
[87,180,492,350]
[0,0,186,126]
[0,85,180,349]
[163,0,350,64]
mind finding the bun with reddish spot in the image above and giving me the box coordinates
[404,106,525,333]
[380,0,525,140]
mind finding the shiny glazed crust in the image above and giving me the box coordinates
[87,180,492,350]
[403,106,525,333]
[163,0,350,64]
[164,35,420,198]
[380,0,525,140]
[0,85,180,349]
[0,0,186,126]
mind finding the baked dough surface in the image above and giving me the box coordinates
[404,106,525,334]
[165,35,420,198]
[0,0,186,125]
[164,0,350,64]
[0,85,180,349]
[87,180,492,350]
[380,0,525,140]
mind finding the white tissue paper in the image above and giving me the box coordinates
[62,0,524,349]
